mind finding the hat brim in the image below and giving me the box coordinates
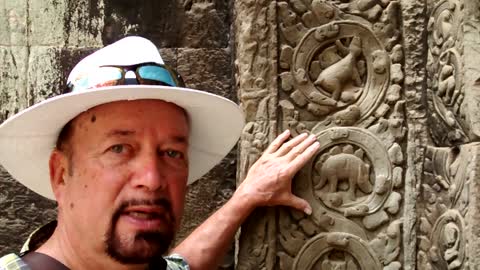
[0,85,245,200]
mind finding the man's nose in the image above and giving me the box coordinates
[131,152,166,192]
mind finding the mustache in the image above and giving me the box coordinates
[112,198,175,227]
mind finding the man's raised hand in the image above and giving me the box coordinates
[235,130,320,215]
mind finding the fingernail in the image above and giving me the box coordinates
[304,206,312,215]
[309,134,316,140]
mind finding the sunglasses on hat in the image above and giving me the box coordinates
[66,62,185,93]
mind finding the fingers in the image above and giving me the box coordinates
[289,140,320,172]
[286,194,312,215]
[264,129,291,154]
[285,134,317,160]
[274,133,309,156]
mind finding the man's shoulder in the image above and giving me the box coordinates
[0,253,29,270]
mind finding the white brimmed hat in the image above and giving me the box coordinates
[0,36,244,200]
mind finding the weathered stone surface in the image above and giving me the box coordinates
[177,48,234,101]
[29,0,66,46]
[0,46,29,121]
[0,0,28,46]
[179,0,230,48]
[102,0,230,48]
[176,149,237,241]
[63,0,104,47]
[0,165,56,254]
[26,46,64,102]
[102,0,179,46]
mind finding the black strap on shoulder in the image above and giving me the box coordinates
[21,252,69,270]
[22,251,168,270]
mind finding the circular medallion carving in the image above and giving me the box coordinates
[292,232,382,270]
[295,127,392,216]
[290,21,390,125]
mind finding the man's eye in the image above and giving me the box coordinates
[109,144,124,153]
[163,150,183,159]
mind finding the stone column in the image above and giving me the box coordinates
[233,0,480,269]
[417,0,480,269]
[235,0,409,269]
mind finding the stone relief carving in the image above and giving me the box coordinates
[280,20,390,128]
[292,232,383,270]
[418,1,473,268]
[314,148,372,201]
[234,0,480,269]
[237,208,277,270]
[238,97,270,182]
[305,128,392,216]
[277,0,404,133]
[426,0,467,146]
[418,145,470,270]
[276,120,405,269]
[238,0,406,269]
[235,0,278,123]
[235,1,279,269]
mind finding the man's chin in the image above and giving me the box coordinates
[105,231,173,264]
[106,198,176,264]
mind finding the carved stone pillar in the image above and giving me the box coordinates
[236,0,405,269]
[418,0,480,269]
[234,0,480,269]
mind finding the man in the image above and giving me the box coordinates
[0,36,319,270]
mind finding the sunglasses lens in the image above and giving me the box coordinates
[72,67,123,92]
[88,67,123,88]
[138,65,178,87]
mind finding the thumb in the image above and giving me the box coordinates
[286,194,312,215]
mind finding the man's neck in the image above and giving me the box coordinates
[35,225,147,270]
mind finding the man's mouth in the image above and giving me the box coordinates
[125,211,162,219]
[119,205,173,231]
[123,205,169,218]
[112,199,175,232]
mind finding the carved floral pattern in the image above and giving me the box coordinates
[418,145,470,270]
[426,0,466,146]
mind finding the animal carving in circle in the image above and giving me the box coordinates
[314,36,363,102]
[314,152,372,201]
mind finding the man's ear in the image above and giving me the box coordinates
[49,149,68,202]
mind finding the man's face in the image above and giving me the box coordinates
[53,99,189,264]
